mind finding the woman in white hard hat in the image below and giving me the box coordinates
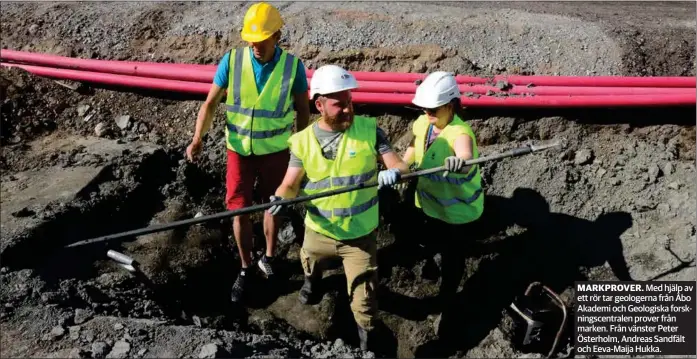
[400,71,484,336]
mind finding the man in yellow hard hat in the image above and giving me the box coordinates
[185,2,310,304]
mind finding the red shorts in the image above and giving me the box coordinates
[225,149,290,210]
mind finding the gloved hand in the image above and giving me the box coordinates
[443,156,466,177]
[378,168,401,189]
[267,195,286,216]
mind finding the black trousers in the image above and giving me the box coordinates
[412,211,473,312]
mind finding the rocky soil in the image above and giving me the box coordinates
[1,1,696,359]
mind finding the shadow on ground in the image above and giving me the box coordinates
[377,184,634,357]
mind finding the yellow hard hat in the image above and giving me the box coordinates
[240,2,284,43]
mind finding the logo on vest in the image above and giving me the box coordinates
[348,149,357,158]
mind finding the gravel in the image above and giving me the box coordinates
[1,2,694,76]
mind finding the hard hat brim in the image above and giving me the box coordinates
[411,97,448,109]
[310,84,359,99]
[241,31,275,43]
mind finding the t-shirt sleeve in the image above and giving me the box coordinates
[288,149,303,167]
[375,127,394,155]
[213,51,231,88]
[291,60,309,95]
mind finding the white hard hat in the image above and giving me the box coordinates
[412,71,461,109]
[310,65,358,99]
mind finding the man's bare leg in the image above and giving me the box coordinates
[231,214,254,302]
[258,210,280,277]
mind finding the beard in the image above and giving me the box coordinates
[325,112,353,131]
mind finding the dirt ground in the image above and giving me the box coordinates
[1,1,696,358]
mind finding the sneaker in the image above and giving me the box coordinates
[230,270,248,303]
[257,254,275,278]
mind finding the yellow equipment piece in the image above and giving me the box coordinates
[240,2,284,43]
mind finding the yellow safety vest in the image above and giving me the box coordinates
[225,47,299,156]
[288,116,379,240]
[413,114,484,224]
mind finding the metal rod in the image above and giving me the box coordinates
[64,141,560,248]
[107,249,135,266]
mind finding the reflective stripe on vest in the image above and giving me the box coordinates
[288,116,379,240]
[412,114,484,225]
[225,47,298,155]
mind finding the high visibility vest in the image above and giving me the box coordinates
[225,47,299,156]
[412,114,484,224]
[288,116,379,240]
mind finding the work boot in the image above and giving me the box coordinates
[257,254,275,279]
[298,275,321,305]
[230,269,250,303]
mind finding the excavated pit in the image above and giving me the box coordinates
[2,86,696,358]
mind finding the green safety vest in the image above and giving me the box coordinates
[225,47,299,156]
[413,114,484,224]
[288,116,379,240]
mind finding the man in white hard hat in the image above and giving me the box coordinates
[267,64,410,351]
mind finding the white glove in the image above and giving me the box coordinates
[378,168,401,189]
[267,195,285,216]
[443,156,466,177]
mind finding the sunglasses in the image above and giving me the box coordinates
[420,105,445,115]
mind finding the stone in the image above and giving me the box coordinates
[198,344,220,359]
[113,323,124,330]
[91,342,110,359]
[115,115,131,130]
[50,326,65,339]
[596,167,607,179]
[106,340,130,359]
[663,162,675,175]
[68,325,81,340]
[94,122,108,137]
[333,338,345,349]
[77,104,90,117]
[657,203,671,215]
[267,292,335,340]
[74,308,92,325]
[573,149,594,165]
[610,177,621,186]
[668,182,681,190]
[647,164,662,183]
[83,329,95,343]
[278,221,296,244]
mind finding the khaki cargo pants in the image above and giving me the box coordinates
[300,227,378,331]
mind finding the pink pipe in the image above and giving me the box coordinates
[2,48,695,88]
[1,62,210,94]
[1,49,216,83]
[3,62,694,107]
[0,52,689,96]
[351,81,691,96]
